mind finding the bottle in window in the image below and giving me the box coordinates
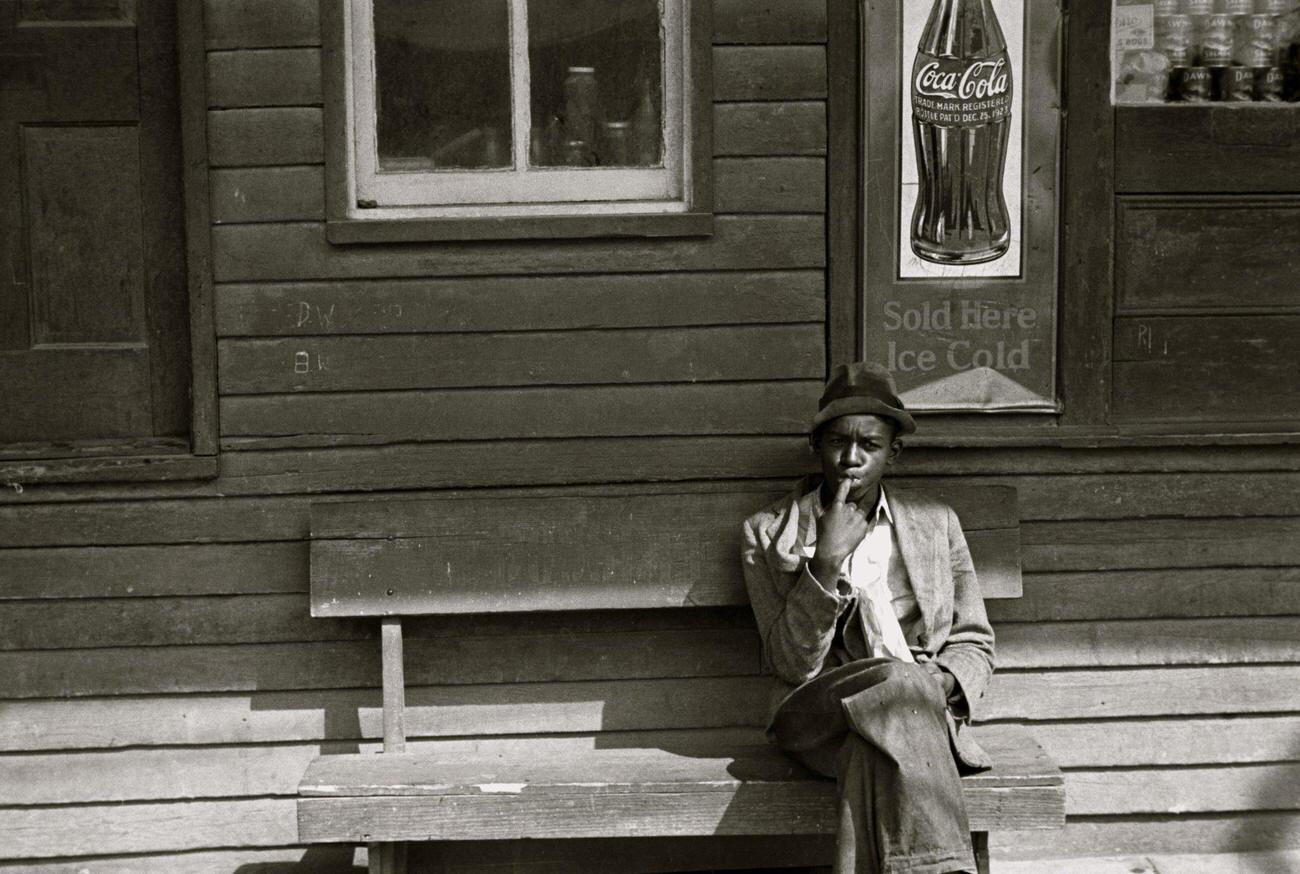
[632,74,660,166]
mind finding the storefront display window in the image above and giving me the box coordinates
[321,0,712,240]
[1112,0,1300,103]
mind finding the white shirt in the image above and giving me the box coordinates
[808,485,924,658]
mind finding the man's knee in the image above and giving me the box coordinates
[870,660,946,712]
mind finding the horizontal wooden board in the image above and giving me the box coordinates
[212,216,824,282]
[299,726,1060,797]
[214,271,825,336]
[207,104,823,168]
[955,471,1300,522]
[219,437,815,494]
[991,811,1300,858]
[208,46,824,109]
[713,0,827,44]
[219,381,821,444]
[0,542,307,600]
[1004,715,1300,769]
[1114,362,1300,425]
[204,0,321,49]
[0,628,760,698]
[990,568,1300,621]
[208,107,323,166]
[1020,517,1300,572]
[714,101,826,156]
[1067,764,1300,816]
[210,158,824,224]
[0,846,361,874]
[994,618,1300,669]
[1116,198,1300,312]
[210,165,324,223]
[0,494,313,547]
[2,599,751,650]
[984,665,1300,721]
[298,785,1062,843]
[0,797,297,859]
[713,46,825,101]
[207,47,321,108]
[713,156,824,212]
[3,666,1296,752]
[218,325,824,394]
[1115,108,1300,194]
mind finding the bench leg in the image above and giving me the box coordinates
[368,841,407,874]
[972,831,990,874]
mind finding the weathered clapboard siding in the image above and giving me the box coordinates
[4,1,1297,871]
[217,325,824,393]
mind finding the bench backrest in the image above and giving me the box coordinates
[308,484,1021,619]
[308,483,1019,751]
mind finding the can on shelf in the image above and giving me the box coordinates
[1155,0,1180,13]
[1220,64,1256,99]
[1219,0,1253,13]
[1199,13,1235,65]
[1236,13,1280,64]
[1255,0,1287,13]
[1255,65,1285,99]
[1176,65,1213,99]
[1157,14,1195,55]
[1183,0,1213,14]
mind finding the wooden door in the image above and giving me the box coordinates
[0,0,188,448]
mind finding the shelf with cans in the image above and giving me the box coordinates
[530,65,663,167]
[1114,0,1300,103]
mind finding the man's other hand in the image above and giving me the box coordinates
[809,478,871,587]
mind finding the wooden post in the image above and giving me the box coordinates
[371,617,407,874]
[380,616,406,752]
[973,831,990,874]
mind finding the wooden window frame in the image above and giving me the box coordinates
[0,0,218,487]
[322,0,715,243]
[827,0,1300,449]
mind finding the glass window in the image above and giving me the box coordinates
[349,0,690,215]
[1111,0,1300,104]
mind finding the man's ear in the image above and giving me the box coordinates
[887,438,904,465]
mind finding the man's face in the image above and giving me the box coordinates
[814,414,901,506]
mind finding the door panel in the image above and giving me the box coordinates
[0,0,186,446]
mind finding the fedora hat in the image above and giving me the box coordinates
[810,361,916,435]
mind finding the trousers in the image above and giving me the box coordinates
[768,658,976,874]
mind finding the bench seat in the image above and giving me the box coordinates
[298,724,1064,844]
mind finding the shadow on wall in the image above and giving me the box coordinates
[1238,725,1300,873]
[233,846,363,873]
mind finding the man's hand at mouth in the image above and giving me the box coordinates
[810,478,872,588]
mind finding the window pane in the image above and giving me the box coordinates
[373,0,512,170]
[527,0,664,167]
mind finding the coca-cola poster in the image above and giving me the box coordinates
[861,0,1061,415]
[900,0,1024,278]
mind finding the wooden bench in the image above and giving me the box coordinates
[297,484,1065,874]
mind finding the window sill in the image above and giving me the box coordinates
[0,439,218,487]
[325,211,715,244]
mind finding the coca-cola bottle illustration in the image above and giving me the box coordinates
[910,0,1014,265]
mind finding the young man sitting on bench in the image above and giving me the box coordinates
[741,362,996,874]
